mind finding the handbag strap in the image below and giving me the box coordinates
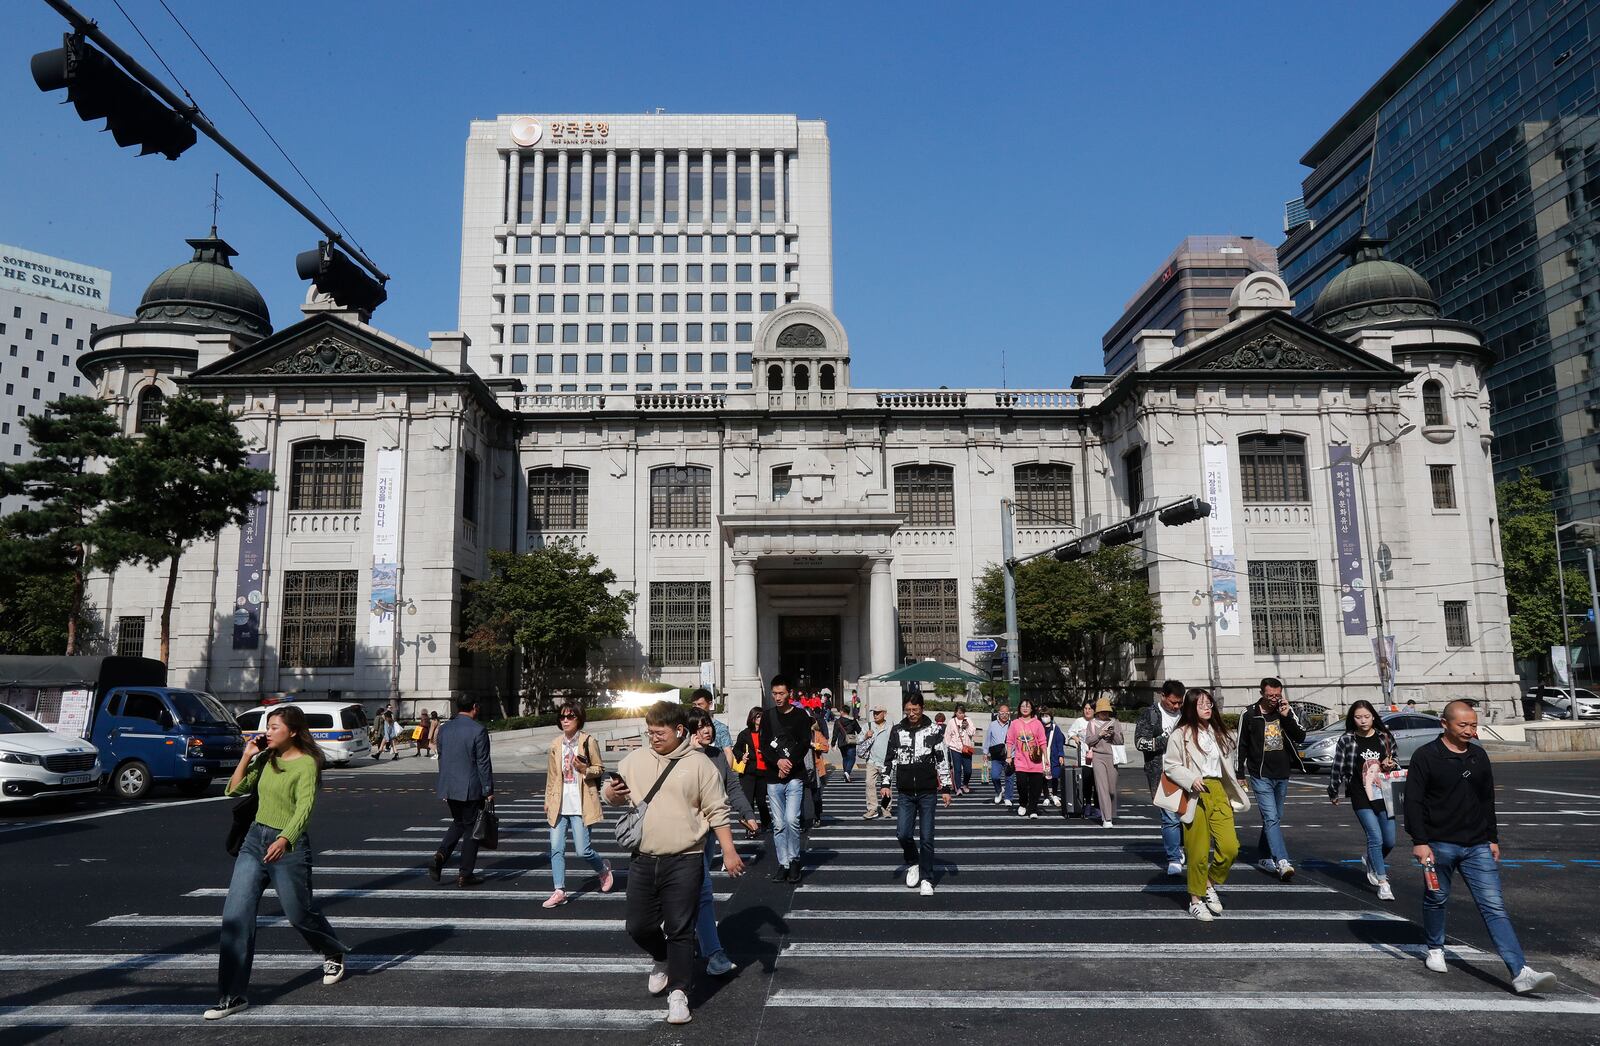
[639,755,681,806]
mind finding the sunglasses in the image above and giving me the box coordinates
[558,713,578,720]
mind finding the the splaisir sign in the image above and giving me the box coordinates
[0,243,111,307]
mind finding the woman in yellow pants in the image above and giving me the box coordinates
[1161,688,1252,922]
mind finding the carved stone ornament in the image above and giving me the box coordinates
[1200,333,1336,372]
[260,337,402,376]
[776,323,826,349]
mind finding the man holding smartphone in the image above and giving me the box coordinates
[1135,679,1187,876]
[1236,677,1305,882]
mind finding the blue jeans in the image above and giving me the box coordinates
[988,757,1015,802]
[218,823,346,1004]
[1144,761,1184,864]
[896,791,938,883]
[1423,841,1526,976]
[949,751,971,790]
[1354,806,1395,880]
[549,813,606,890]
[696,838,721,955]
[768,776,806,867]
[841,745,857,775]
[1249,776,1291,864]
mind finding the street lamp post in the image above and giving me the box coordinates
[1554,520,1600,705]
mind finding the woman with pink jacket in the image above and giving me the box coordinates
[1005,699,1048,818]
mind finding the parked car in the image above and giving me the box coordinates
[0,702,101,804]
[0,656,245,800]
[1297,710,1452,772]
[235,701,373,766]
[1524,687,1600,721]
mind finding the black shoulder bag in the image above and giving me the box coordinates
[225,753,269,856]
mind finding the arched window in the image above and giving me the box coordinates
[793,364,810,391]
[1238,435,1309,503]
[650,465,713,529]
[767,364,784,390]
[527,467,588,530]
[289,439,365,511]
[819,364,836,390]
[134,387,165,432]
[1423,379,1447,426]
[772,465,792,501]
[1014,463,1074,526]
[894,464,956,527]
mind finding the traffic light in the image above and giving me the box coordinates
[988,651,1008,681]
[31,35,196,160]
[1053,543,1087,562]
[1098,520,1140,547]
[296,242,388,314]
[1158,496,1212,527]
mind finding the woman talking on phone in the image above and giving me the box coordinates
[207,704,347,1021]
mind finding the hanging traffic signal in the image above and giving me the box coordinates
[1158,496,1212,527]
[1098,520,1141,547]
[296,242,388,314]
[31,34,196,160]
[1053,543,1088,562]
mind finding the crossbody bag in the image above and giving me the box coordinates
[613,756,682,853]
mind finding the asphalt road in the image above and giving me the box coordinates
[2,754,1599,1045]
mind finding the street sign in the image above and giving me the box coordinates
[965,638,998,653]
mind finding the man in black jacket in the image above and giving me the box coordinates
[1406,700,1556,994]
[1235,677,1305,882]
[763,676,816,883]
[430,695,495,888]
[1133,679,1186,876]
[878,694,953,897]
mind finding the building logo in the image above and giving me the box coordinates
[510,117,543,147]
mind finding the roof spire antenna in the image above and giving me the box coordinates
[210,172,222,235]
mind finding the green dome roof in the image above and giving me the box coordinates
[135,231,271,339]
[1311,238,1439,334]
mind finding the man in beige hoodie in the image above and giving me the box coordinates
[603,701,745,1025]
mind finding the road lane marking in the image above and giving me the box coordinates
[804,834,1163,841]
[793,882,1333,894]
[1519,788,1600,801]
[184,887,729,902]
[791,863,1165,872]
[766,991,1594,1013]
[784,909,1407,922]
[0,796,231,834]
[95,914,628,931]
[777,942,1486,959]
[0,952,654,974]
[0,1004,664,1029]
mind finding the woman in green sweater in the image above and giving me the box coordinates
[207,705,347,1021]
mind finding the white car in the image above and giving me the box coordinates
[235,701,373,766]
[0,702,101,803]
[1525,687,1600,721]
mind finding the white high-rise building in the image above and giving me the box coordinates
[457,113,833,384]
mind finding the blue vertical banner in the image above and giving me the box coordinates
[1328,445,1369,637]
[231,452,270,649]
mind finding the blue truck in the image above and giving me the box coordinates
[0,656,245,800]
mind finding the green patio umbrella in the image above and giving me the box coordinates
[874,660,988,684]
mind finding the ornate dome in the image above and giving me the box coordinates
[1311,237,1439,335]
[135,230,272,339]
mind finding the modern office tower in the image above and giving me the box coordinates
[1279,0,1599,523]
[1101,236,1279,375]
[0,243,125,477]
[457,114,833,387]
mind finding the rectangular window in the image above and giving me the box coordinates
[897,578,959,661]
[281,571,359,668]
[116,616,145,658]
[511,295,530,314]
[662,293,679,312]
[587,263,605,282]
[735,293,751,312]
[711,235,727,253]
[536,354,553,374]
[663,156,679,222]
[711,323,728,342]
[608,235,625,253]
[537,264,554,284]
[636,354,653,373]
[712,155,729,222]
[760,293,777,311]
[562,324,579,344]
[662,264,679,283]
[761,263,777,282]
[537,324,554,344]
[637,235,653,254]
[687,264,703,282]
[687,156,704,222]
[562,353,580,373]
[1430,465,1456,509]
[612,293,629,312]
[586,353,604,373]
[686,293,703,312]
[513,235,532,254]
[565,236,582,253]
[735,263,751,282]
[585,325,602,344]
[542,164,559,222]
[586,293,603,313]
[895,465,956,526]
[735,323,752,342]
[462,454,480,524]
[540,235,557,254]
[1444,601,1470,647]
[735,155,752,222]
[611,322,629,342]
[711,293,727,312]
[685,352,703,372]
[649,581,712,666]
[537,294,554,313]
[1238,436,1309,502]
[563,264,579,282]
[290,441,364,511]
[640,157,656,222]
[590,163,607,222]
[710,352,728,372]
[563,294,579,313]
[662,322,679,342]
[638,264,654,284]
[1014,464,1073,526]
[510,354,528,374]
[687,323,703,343]
[1248,560,1323,655]
[711,263,728,282]
[615,163,631,223]
[650,466,712,528]
[612,264,629,283]
[610,353,628,372]
[528,467,588,530]
[660,352,678,372]
[637,323,654,343]
[759,154,776,221]
[1124,448,1144,513]
[567,159,584,223]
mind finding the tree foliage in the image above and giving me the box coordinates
[974,546,1159,700]
[1497,468,1593,681]
[461,541,638,714]
[100,394,275,664]
[0,538,102,655]
[0,396,130,653]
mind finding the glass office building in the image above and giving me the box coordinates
[1279,0,1599,525]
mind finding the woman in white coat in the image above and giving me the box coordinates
[1162,688,1251,923]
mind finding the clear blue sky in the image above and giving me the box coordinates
[4,0,1445,386]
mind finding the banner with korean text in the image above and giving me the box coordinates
[1328,445,1370,637]
[369,449,403,645]
[231,452,270,649]
[1202,444,1239,636]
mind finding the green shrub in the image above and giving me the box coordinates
[485,705,643,733]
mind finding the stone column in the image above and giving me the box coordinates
[605,150,618,226]
[530,152,545,226]
[505,150,520,224]
[676,149,689,224]
[555,151,569,231]
[869,556,896,675]
[772,150,785,229]
[733,557,758,679]
[701,148,713,225]
[629,150,642,228]
[580,150,594,229]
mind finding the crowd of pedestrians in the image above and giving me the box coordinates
[203,677,1563,1023]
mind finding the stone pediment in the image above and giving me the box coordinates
[1152,312,1407,379]
[189,315,452,382]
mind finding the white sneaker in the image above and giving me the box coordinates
[1030,813,1039,819]
[1166,861,1184,877]
[321,956,345,986]
[1256,858,1279,878]
[993,795,1003,805]
[704,950,736,976]
[1102,820,1114,829]
[1277,859,1295,883]
[1187,898,1213,922]
[1376,880,1395,902]
[1513,967,1558,994]
[1203,884,1224,916]
[647,960,669,995]
[666,989,692,1024]
[919,880,934,896]
[203,998,248,1021]
[1361,854,1381,887]
[905,865,920,888]
[1016,806,1028,817]
[1424,948,1447,973]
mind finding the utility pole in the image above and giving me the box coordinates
[1557,519,1574,703]
[1001,498,1021,706]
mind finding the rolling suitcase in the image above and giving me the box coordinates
[1057,766,1085,818]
